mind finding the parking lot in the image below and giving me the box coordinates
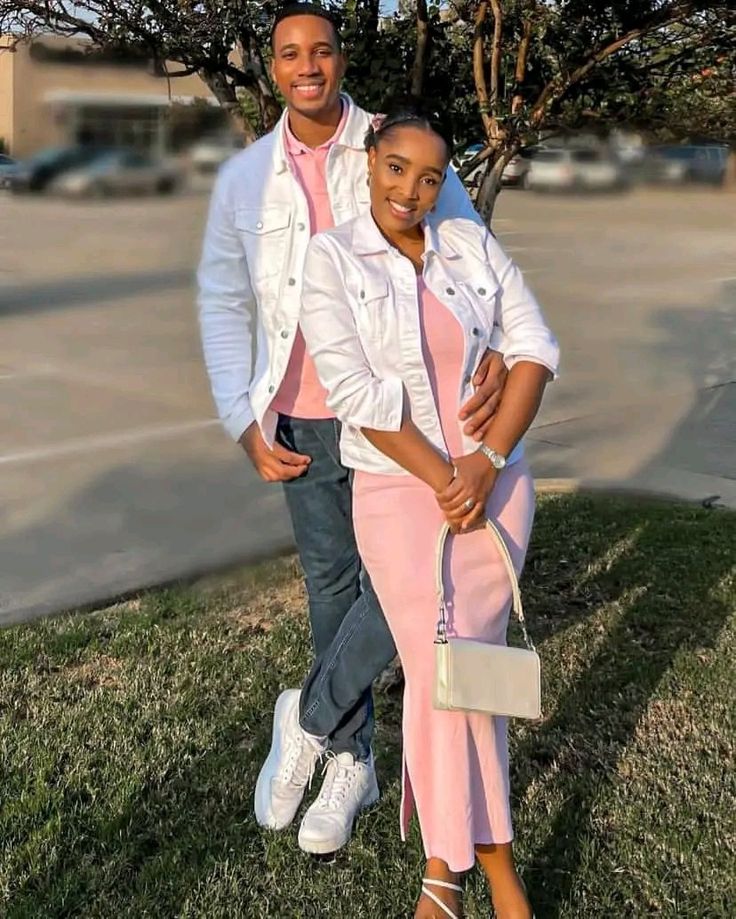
[1,186,734,624]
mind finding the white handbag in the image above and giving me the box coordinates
[433,518,541,720]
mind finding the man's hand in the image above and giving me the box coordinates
[239,422,310,483]
[459,349,508,441]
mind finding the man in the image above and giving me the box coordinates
[197,3,506,856]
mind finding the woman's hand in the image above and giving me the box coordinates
[434,452,497,533]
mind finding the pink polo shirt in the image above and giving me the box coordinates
[270,103,349,419]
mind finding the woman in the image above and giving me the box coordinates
[300,103,559,919]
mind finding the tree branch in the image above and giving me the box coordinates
[473,1,493,137]
[410,0,430,98]
[511,18,532,115]
[529,1,697,127]
[488,0,503,112]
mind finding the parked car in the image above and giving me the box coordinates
[645,144,729,186]
[189,134,244,175]
[526,148,625,193]
[49,149,181,198]
[501,147,540,188]
[9,146,109,193]
[454,143,485,187]
[0,153,18,189]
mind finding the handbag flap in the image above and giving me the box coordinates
[440,638,541,720]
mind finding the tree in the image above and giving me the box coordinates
[2,0,733,216]
[450,0,736,220]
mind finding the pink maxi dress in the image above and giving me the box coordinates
[352,278,536,873]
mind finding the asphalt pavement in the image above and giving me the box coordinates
[0,186,734,626]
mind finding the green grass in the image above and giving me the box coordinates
[1,494,734,918]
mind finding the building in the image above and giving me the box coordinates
[0,34,225,159]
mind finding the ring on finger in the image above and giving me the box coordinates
[463,498,476,511]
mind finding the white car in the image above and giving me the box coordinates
[501,147,540,188]
[527,148,625,192]
[189,134,245,175]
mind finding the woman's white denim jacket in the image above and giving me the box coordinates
[196,96,479,446]
[300,210,560,475]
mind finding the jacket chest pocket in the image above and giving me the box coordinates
[354,275,391,351]
[459,277,501,334]
[234,206,292,282]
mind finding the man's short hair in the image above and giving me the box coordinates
[270,3,343,51]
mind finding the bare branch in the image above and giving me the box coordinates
[511,18,532,115]
[488,0,502,112]
[410,0,430,98]
[473,1,493,137]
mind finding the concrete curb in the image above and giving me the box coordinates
[4,482,729,631]
[534,477,732,510]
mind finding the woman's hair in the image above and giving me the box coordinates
[364,99,454,160]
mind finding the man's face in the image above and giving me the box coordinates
[271,15,346,119]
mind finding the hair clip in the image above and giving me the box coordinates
[371,113,387,132]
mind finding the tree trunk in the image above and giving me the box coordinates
[475,152,510,225]
[245,35,283,132]
[410,0,430,98]
[725,151,736,191]
[200,70,258,144]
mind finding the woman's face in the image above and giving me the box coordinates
[367,124,449,236]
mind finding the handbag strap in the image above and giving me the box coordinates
[434,518,536,653]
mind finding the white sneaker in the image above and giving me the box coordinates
[254,689,326,830]
[297,751,380,854]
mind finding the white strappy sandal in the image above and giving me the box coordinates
[420,878,463,919]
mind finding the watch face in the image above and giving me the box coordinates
[492,453,506,470]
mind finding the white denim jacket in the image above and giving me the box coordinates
[196,96,479,445]
[300,211,560,475]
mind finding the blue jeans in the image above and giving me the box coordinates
[277,415,397,761]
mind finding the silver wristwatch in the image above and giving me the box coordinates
[477,444,507,470]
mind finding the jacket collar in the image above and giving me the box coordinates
[352,210,462,261]
[272,94,370,174]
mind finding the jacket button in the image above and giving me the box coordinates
[297,222,306,231]
[280,330,289,339]
[478,287,487,296]
[471,327,480,336]
[359,290,365,299]
[288,278,296,286]
[268,384,275,393]
[446,287,455,296]
[464,375,472,386]
[256,221,263,230]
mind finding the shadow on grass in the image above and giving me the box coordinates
[514,495,733,918]
[3,496,733,918]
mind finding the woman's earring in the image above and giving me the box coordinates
[366,172,372,187]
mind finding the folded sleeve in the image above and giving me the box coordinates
[483,230,560,378]
[300,238,405,431]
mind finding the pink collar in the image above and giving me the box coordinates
[284,100,348,155]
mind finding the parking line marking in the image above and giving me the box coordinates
[0,369,53,382]
[505,245,561,254]
[0,419,220,467]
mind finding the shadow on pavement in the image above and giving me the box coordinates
[0,268,193,316]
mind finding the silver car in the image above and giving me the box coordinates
[50,149,181,198]
[501,147,540,188]
[527,148,625,193]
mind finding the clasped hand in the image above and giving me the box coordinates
[435,452,497,533]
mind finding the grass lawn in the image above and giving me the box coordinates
[1,494,734,918]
